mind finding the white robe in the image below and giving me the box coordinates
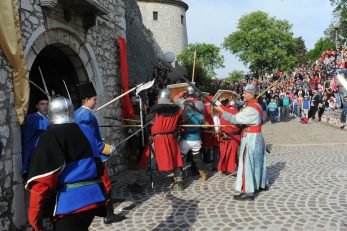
[222,106,268,193]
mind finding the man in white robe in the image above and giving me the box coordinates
[215,84,268,201]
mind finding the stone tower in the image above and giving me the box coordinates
[137,0,189,58]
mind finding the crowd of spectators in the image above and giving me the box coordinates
[201,45,347,128]
[143,45,347,129]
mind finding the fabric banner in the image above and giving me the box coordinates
[0,0,30,124]
[118,36,135,119]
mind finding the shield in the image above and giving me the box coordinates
[166,82,189,100]
[211,90,239,103]
[211,90,239,115]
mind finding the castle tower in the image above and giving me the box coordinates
[137,0,189,58]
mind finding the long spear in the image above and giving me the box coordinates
[94,79,155,113]
[136,79,155,147]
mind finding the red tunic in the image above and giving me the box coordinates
[218,105,240,173]
[201,101,219,148]
[139,109,183,171]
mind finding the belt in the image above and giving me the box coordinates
[241,126,262,137]
[62,179,102,189]
[152,131,175,137]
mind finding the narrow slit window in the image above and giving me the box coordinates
[153,11,158,21]
[181,15,184,24]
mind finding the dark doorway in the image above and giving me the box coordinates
[28,44,88,113]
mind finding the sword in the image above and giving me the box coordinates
[24,77,50,98]
[38,66,51,102]
[103,117,141,123]
[113,120,153,149]
[63,80,72,102]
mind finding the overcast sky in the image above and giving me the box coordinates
[184,0,335,78]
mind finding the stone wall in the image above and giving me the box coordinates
[0,0,127,229]
[0,49,19,231]
[124,0,162,84]
[137,0,188,59]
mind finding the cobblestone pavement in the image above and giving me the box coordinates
[91,121,347,231]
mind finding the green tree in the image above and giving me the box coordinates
[328,1,347,45]
[306,38,335,64]
[223,11,297,76]
[226,70,245,82]
[177,43,224,86]
[294,37,307,66]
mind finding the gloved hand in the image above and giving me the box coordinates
[110,144,116,154]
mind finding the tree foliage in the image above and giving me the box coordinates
[177,43,224,85]
[225,70,245,82]
[306,38,335,64]
[223,11,297,76]
[329,0,347,44]
[294,37,307,66]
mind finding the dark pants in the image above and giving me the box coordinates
[269,111,276,123]
[54,209,97,231]
[341,110,347,123]
[282,106,290,122]
[309,106,318,119]
[318,107,325,121]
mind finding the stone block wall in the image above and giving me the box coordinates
[137,1,188,58]
[0,0,129,229]
[125,0,162,85]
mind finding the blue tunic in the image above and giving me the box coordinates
[22,112,48,175]
[55,124,105,215]
[181,111,204,141]
[74,106,109,161]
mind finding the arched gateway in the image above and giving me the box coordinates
[24,27,104,111]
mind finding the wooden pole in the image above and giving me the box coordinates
[256,78,282,99]
[191,49,197,83]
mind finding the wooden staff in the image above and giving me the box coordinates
[256,77,282,99]
[191,49,197,83]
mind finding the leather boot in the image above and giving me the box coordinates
[192,152,207,182]
[128,182,144,193]
[103,202,126,224]
[198,170,207,182]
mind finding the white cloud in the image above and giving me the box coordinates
[184,0,334,78]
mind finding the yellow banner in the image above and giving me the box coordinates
[0,0,29,124]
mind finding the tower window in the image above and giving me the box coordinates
[181,15,184,24]
[153,11,158,21]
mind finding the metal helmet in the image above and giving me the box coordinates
[186,86,195,96]
[158,89,171,101]
[48,97,75,125]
